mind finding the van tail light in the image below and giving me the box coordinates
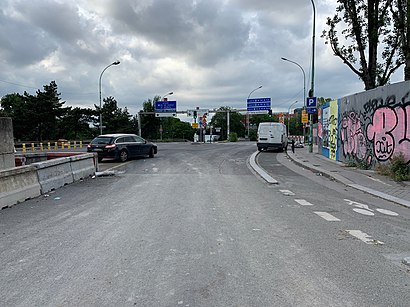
[105,144,116,149]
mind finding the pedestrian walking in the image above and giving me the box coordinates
[291,139,295,153]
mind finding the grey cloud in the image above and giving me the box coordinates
[108,0,251,66]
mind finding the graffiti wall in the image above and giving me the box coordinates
[320,80,410,167]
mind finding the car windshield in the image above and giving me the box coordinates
[91,137,113,145]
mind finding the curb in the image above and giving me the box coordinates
[249,151,278,184]
[286,152,410,209]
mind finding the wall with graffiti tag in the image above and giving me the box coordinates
[319,80,410,168]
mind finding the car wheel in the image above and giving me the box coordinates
[119,149,128,162]
[149,147,155,158]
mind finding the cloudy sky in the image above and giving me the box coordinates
[0,0,405,118]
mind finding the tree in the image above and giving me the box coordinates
[322,0,403,90]
[95,96,135,134]
[33,81,69,141]
[57,107,95,139]
[389,0,410,80]
[209,107,246,140]
[140,96,161,140]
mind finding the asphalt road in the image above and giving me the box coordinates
[1,142,409,306]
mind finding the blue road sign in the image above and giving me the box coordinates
[155,101,177,113]
[306,107,317,114]
[306,97,317,108]
[247,98,271,112]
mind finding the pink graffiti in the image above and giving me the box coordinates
[366,105,410,163]
[340,112,367,160]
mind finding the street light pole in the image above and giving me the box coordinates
[99,60,120,135]
[247,85,262,138]
[160,92,173,141]
[309,0,316,153]
[281,57,306,142]
[287,100,299,137]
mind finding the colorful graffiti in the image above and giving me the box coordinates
[321,81,410,167]
[340,111,367,162]
[367,104,410,163]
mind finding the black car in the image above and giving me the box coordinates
[87,134,157,162]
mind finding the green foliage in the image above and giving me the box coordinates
[249,129,257,141]
[209,107,245,141]
[322,0,403,89]
[376,153,410,182]
[228,132,238,142]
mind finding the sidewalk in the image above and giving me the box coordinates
[286,145,410,209]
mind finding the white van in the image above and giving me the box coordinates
[257,122,288,152]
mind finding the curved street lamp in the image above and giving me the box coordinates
[163,91,173,100]
[99,60,120,135]
[247,85,263,138]
[287,100,299,137]
[281,57,306,142]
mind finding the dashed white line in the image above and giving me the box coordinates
[280,190,295,196]
[314,211,341,221]
[294,199,314,206]
[346,230,384,245]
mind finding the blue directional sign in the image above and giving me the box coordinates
[306,107,317,114]
[247,98,271,112]
[306,97,317,108]
[155,100,177,117]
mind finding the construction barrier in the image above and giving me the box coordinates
[0,165,41,209]
[0,153,97,208]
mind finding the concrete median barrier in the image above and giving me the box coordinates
[0,165,41,208]
[32,157,74,194]
[70,153,96,181]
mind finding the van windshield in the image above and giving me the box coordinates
[259,125,282,134]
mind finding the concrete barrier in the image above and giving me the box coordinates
[1,153,96,207]
[70,153,96,181]
[0,165,41,208]
[32,157,74,194]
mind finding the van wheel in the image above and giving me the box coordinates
[149,147,155,158]
[258,147,262,152]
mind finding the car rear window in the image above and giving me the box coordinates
[91,137,113,145]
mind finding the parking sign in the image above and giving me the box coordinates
[306,97,317,108]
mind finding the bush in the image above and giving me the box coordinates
[229,132,238,142]
[376,153,410,182]
[249,129,257,141]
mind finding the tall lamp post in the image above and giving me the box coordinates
[99,60,120,135]
[281,57,306,141]
[247,85,262,138]
[160,92,173,141]
[308,0,316,153]
[287,100,299,137]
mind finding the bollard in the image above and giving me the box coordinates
[80,140,83,148]
[31,143,35,152]
[73,141,77,149]
[54,142,58,150]
[22,143,26,153]
[40,143,43,151]
[67,141,71,149]
[48,142,51,150]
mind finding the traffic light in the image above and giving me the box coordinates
[193,111,197,119]
[268,109,272,117]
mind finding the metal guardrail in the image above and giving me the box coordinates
[15,140,88,152]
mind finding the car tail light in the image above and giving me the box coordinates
[105,144,116,149]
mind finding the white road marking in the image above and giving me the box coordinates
[346,230,384,245]
[353,208,375,216]
[375,208,399,216]
[294,199,314,206]
[314,211,341,221]
[344,199,373,211]
[152,167,158,173]
[280,189,295,196]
